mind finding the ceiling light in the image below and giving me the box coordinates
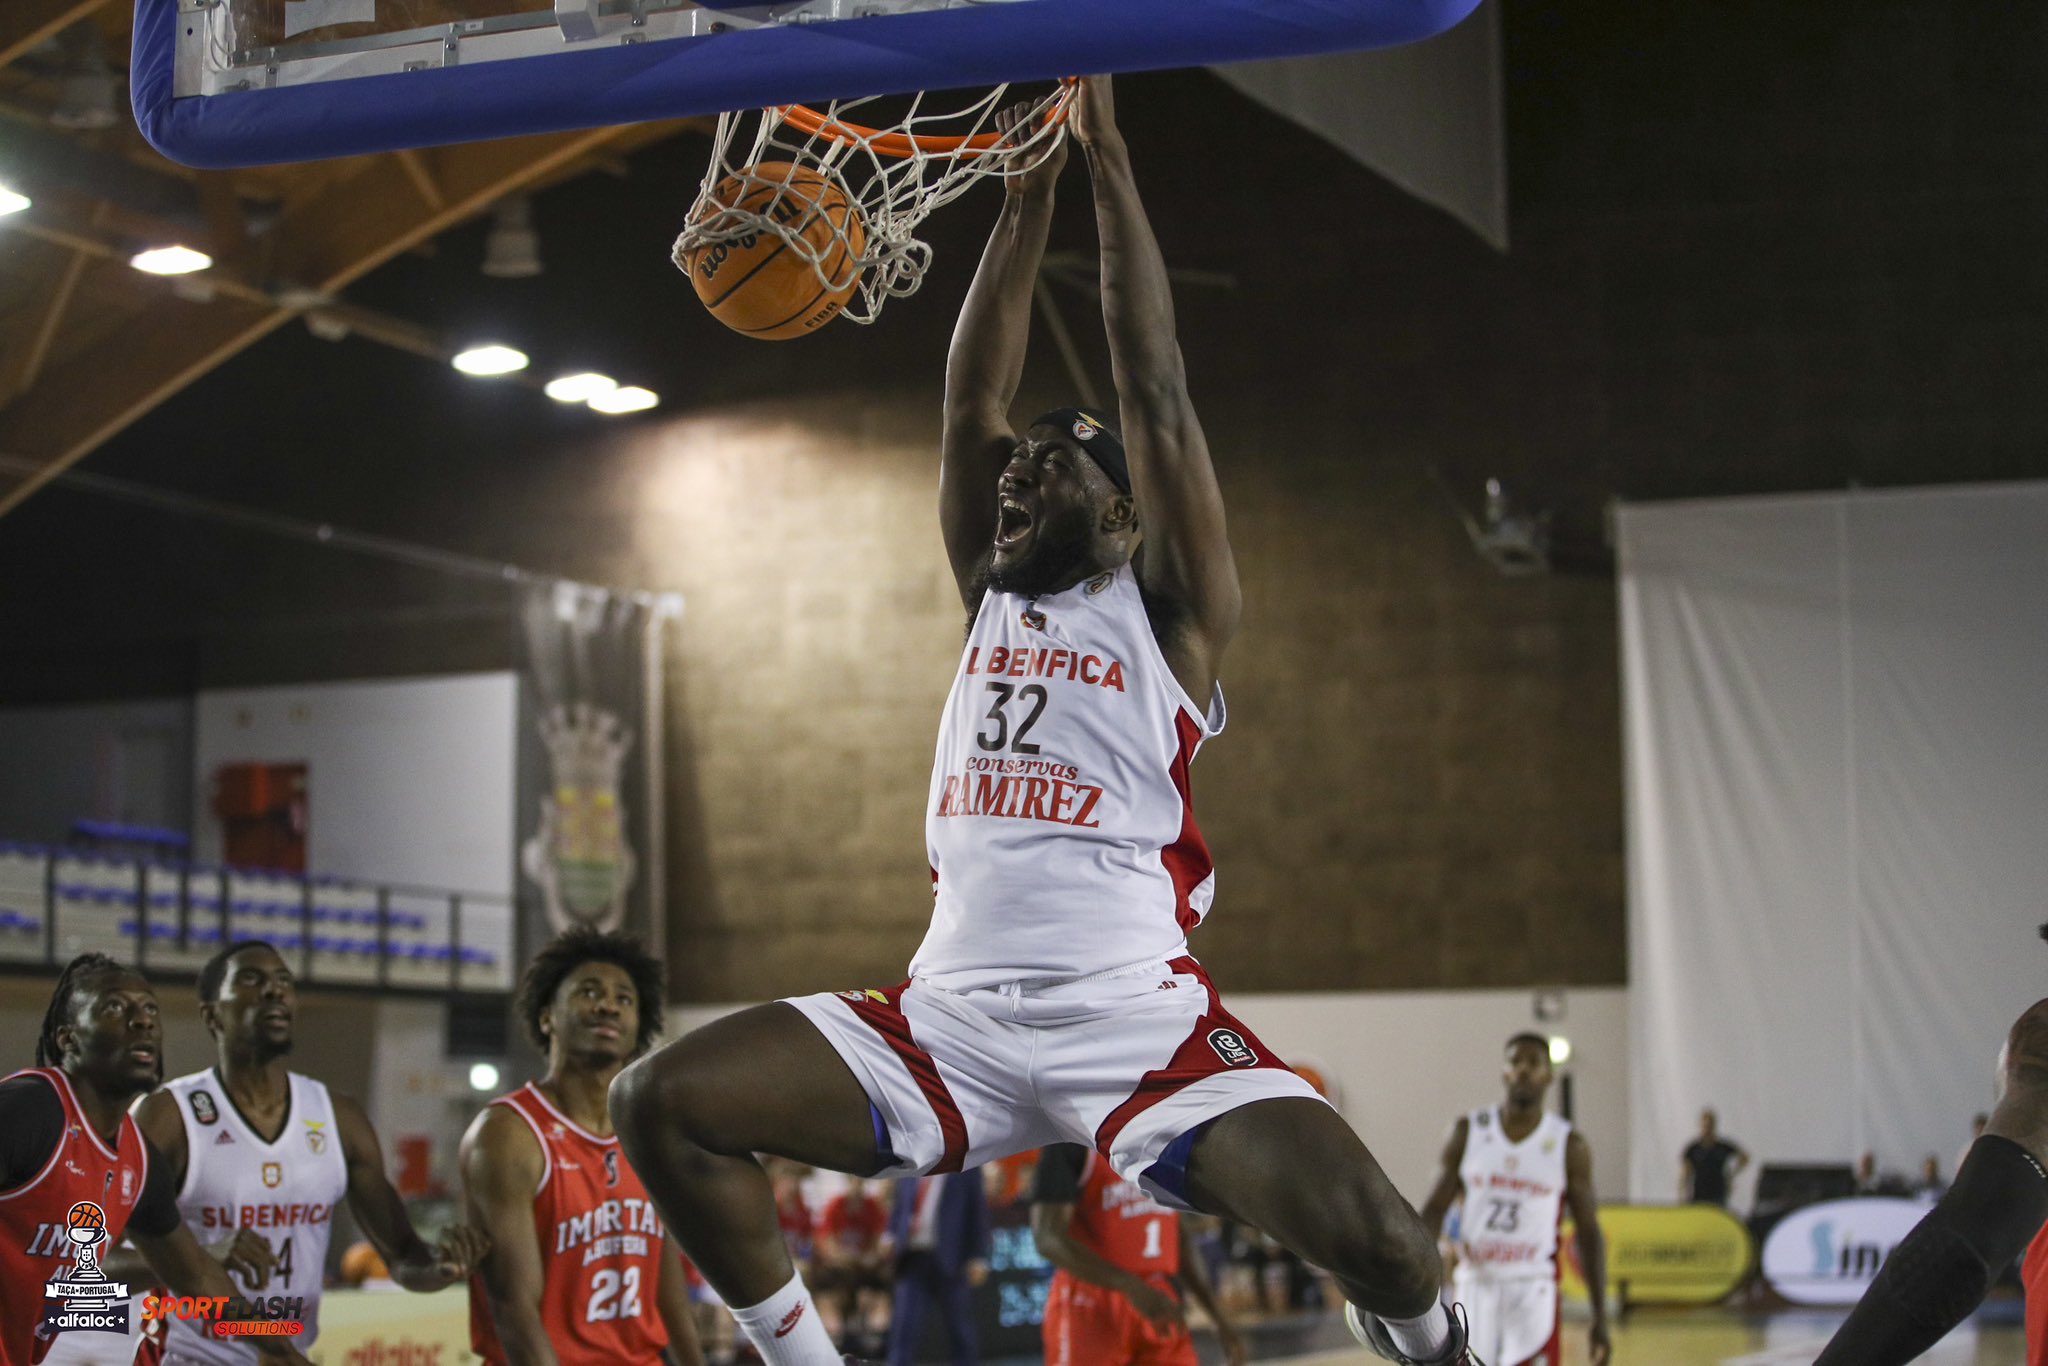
[1548,1035,1572,1066]
[129,245,213,275]
[451,344,529,377]
[545,372,617,403]
[468,1061,500,1092]
[481,195,542,278]
[588,386,658,414]
[0,186,28,216]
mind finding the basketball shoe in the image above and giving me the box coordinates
[1344,1301,1484,1365]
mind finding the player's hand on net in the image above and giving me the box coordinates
[209,1230,278,1290]
[996,100,1066,198]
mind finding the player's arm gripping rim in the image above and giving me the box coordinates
[937,90,1069,608]
[1563,1130,1611,1366]
[653,1234,708,1366]
[1072,75,1241,700]
[337,1092,491,1291]
[1415,1114,1470,1283]
[92,1093,279,1290]
[126,1220,314,1365]
[1174,1221,1248,1366]
[460,1103,560,1366]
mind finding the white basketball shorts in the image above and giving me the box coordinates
[1451,1268,1561,1366]
[783,954,1327,1208]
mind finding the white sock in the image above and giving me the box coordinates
[729,1271,841,1366]
[1379,1300,1454,1362]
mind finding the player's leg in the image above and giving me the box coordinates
[1813,996,2048,1365]
[938,1263,979,1366]
[1179,1099,1452,1352]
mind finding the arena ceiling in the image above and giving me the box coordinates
[0,0,700,516]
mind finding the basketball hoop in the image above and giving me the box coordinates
[674,81,1075,327]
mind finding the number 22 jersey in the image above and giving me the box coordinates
[915,564,1227,989]
[468,1084,668,1366]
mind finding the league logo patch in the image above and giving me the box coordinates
[1207,1028,1257,1068]
[604,1150,620,1188]
[190,1090,219,1126]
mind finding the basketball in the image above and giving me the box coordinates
[684,162,866,341]
[339,1240,390,1285]
[66,1202,105,1234]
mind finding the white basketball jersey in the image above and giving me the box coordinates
[1456,1106,1571,1280]
[914,564,1225,989]
[163,1069,350,1362]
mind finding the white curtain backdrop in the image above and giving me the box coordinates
[1619,484,2048,1204]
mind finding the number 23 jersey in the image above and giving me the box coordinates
[915,564,1226,990]
[469,1084,668,1366]
[1457,1106,1571,1279]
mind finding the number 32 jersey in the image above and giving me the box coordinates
[915,564,1226,989]
[469,1084,668,1366]
[1457,1106,1571,1280]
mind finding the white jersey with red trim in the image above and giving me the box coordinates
[914,563,1225,990]
[161,1069,349,1363]
[1456,1106,1571,1281]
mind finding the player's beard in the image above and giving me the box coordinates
[986,501,1096,599]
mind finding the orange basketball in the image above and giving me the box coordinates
[685,162,865,341]
[67,1202,105,1233]
[339,1240,389,1285]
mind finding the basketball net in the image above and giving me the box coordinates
[674,82,1075,325]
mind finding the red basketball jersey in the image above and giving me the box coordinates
[1068,1149,1179,1276]
[0,1069,151,1366]
[2026,1222,2047,1366]
[468,1084,669,1366]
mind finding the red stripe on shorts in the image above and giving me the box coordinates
[1161,711,1214,935]
[843,984,969,1174]
[1092,957,1290,1155]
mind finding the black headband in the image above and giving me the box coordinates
[1032,407,1130,495]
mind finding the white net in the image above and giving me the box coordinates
[673,82,1074,326]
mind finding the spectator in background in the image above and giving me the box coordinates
[1912,1155,1947,1203]
[1680,1108,1749,1206]
[768,1158,816,1277]
[1853,1151,1883,1195]
[815,1176,893,1358]
[887,1171,990,1366]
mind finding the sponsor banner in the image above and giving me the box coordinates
[1759,1197,1928,1306]
[1559,1203,1753,1306]
[308,1284,471,1364]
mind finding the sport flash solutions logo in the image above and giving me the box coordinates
[39,1201,130,1337]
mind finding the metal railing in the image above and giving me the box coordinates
[0,839,515,996]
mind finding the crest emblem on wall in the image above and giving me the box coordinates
[522,702,638,935]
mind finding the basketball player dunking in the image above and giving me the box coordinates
[129,941,491,1364]
[1811,930,2048,1363]
[0,954,310,1366]
[1031,1143,1245,1366]
[1415,1036,1608,1366]
[460,928,703,1366]
[613,76,1478,1366]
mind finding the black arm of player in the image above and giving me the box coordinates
[1564,1132,1610,1366]
[337,1094,489,1292]
[1030,1201,1182,1331]
[461,1105,561,1366]
[1071,77,1240,674]
[938,103,1069,604]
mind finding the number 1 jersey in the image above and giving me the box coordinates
[468,1084,668,1366]
[915,564,1226,990]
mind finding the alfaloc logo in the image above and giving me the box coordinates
[40,1201,130,1339]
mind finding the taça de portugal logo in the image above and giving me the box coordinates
[40,1201,131,1338]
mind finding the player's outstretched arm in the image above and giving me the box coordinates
[1175,1222,1246,1366]
[1814,997,2048,1366]
[338,1094,489,1292]
[939,103,1069,605]
[654,1236,707,1366]
[1071,76,1240,680]
[460,1105,560,1366]
[1564,1132,1610,1366]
